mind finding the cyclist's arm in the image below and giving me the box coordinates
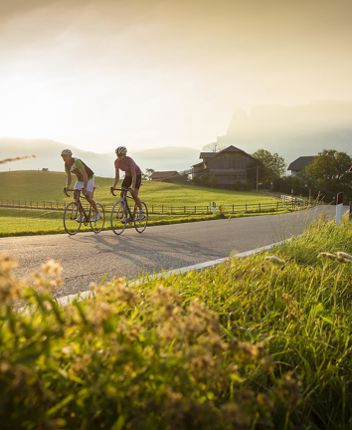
[130,162,137,189]
[80,169,88,191]
[112,168,120,188]
[65,171,72,188]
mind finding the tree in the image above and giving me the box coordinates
[143,168,155,181]
[305,150,352,202]
[252,149,286,185]
[306,150,351,181]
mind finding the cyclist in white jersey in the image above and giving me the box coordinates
[61,149,100,222]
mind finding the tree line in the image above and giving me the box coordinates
[253,149,352,203]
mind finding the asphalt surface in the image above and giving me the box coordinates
[0,205,336,297]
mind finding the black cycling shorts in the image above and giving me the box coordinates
[122,174,142,190]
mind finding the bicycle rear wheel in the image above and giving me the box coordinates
[134,202,148,233]
[110,200,127,235]
[63,202,82,235]
[90,202,105,233]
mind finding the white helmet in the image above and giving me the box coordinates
[61,149,72,156]
[115,146,127,155]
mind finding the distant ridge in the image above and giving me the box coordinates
[0,138,199,175]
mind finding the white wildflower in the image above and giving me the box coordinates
[264,255,286,265]
[336,251,352,263]
[318,252,338,260]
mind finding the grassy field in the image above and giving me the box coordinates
[1,218,352,428]
[0,170,285,236]
[0,170,278,206]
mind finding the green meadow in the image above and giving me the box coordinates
[0,171,284,236]
[1,218,352,428]
[0,170,278,206]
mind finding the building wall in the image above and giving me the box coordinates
[192,152,259,187]
[207,153,251,170]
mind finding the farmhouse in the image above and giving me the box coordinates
[192,145,261,188]
[287,156,316,176]
[150,171,181,182]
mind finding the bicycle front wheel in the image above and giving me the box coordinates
[134,202,148,233]
[110,200,127,235]
[63,202,82,235]
[90,203,105,233]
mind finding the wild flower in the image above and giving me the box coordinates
[27,259,63,293]
[336,251,352,263]
[0,254,23,304]
[264,255,286,265]
[318,252,338,260]
[41,259,63,277]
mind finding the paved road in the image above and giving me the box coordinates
[0,205,336,297]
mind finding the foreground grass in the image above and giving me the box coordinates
[1,218,351,429]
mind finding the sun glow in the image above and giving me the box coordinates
[0,76,63,139]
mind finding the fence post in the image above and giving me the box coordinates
[211,202,216,216]
[335,192,344,224]
[349,201,352,221]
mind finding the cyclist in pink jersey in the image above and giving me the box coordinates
[111,146,145,221]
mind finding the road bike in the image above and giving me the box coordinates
[63,188,105,235]
[110,187,148,235]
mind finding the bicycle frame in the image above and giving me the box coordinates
[110,186,148,235]
[111,187,136,221]
[64,188,92,223]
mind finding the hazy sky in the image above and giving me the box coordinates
[0,0,351,153]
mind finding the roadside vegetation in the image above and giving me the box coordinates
[1,218,352,429]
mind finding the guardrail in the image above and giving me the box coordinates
[0,198,311,216]
[280,194,309,206]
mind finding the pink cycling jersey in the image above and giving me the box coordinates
[114,156,141,177]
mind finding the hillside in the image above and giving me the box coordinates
[0,170,278,206]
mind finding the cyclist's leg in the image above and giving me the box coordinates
[85,178,99,213]
[73,189,84,221]
[130,175,143,210]
[131,188,142,209]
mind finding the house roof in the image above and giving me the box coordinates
[208,145,261,164]
[199,152,216,160]
[192,161,204,168]
[287,156,315,171]
[151,170,179,179]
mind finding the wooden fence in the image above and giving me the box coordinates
[0,198,311,216]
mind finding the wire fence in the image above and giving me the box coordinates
[0,197,312,216]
